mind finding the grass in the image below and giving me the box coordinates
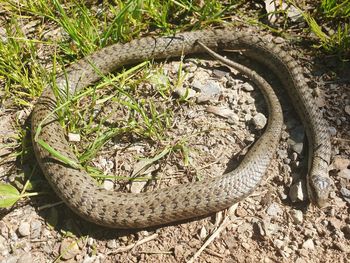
[0,0,349,208]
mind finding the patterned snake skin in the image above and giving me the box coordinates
[31,29,332,228]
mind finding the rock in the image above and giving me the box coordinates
[332,157,350,171]
[17,253,32,263]
[252,113,267,130]
[338,169,350,181]
[292,143,304,155]
[290,209,303,224]
[199,226,207,239]
[129,181,147,194]
[103,180,114,191]
[266,202,283,217]
[345,105,350,115]
[274,239,284,249]
[340,187,350,204]
[205,106,239,123]
[18,222,30,237]
[289,180,307,202]
[241,82,254,91]
[328,126,337,136]
[68,133,81,142]
[0,235,8,256]
[106,239,118,249]
[334,242,350,253]
[173,87,197,99]
[82,255,100,263]
[60,239,80,260]
[192,79,222,96]
[286,5,303,22]
[30,220,42,239]
[302,239,315,250]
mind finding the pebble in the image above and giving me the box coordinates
[106,239,118,249]
[0,235,8,256]
[30,220,42,239]
[60,239,80,260]
[129,180,147,194]
[82,255,98,263]
[18,222,30,237]
[173,87,197,99]
[289,180,307,202]
[290,209,303,224]
[338,169,350,181]
[103,180,114,191]
[328,126,337,136]
[252,113,267,130]
[266,202,283,217]
[192,79,222,96]
[17,253,32,263]
[340,187,350,204]
[332,157,350,170]
[68,133,81,142]
[274,239,284,249]
[241,82,254,91]
[292,143,304,155]
[345,105,350,115]
[199,226,207,239]
[334,242,350,253]
[302,239,315,250]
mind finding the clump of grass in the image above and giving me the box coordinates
[291,0,350,56]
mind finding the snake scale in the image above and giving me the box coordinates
[31,29,331,228]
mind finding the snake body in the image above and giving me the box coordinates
[31,29,331,228]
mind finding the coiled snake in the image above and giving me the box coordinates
[31,29,331,228]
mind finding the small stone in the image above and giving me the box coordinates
[289,180,307,202]
[340,187,350,204]
[241,82,254,91]
[292,143,304,155]
[173,87,197,99]
[82,255,98,263]
[60,239,80,260]
[192,79,222,96]
[18,222,30,237]
[30,220,42,239]
[241,242,250,250]
[106,239,118,249]
[338,169,350,181]
[103,180,114,191]
[334,242,350,253]
[17,253,32,263]
[295,258,307,263]
[68,133,81,142]
[274,239,284,249]
[345,105,350,115]
[302,239,315,250]
[266,202,283,217]
[332,157,350,171]
[328,126,337,136]
[129,181,147,194]
[206,106,238,121]
[287,5,303,22]
[252,113,267,130]
[199,226,207,239]
[290,209,303,224]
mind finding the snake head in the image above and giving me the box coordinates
[309,176,332,208]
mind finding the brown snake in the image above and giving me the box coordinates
[31,29,332,228]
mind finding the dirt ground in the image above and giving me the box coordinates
[1,3,350,263]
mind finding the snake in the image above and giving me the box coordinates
[31,29,332,229]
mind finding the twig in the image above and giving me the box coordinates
[108,233,158,254]
[187,204,238,263]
